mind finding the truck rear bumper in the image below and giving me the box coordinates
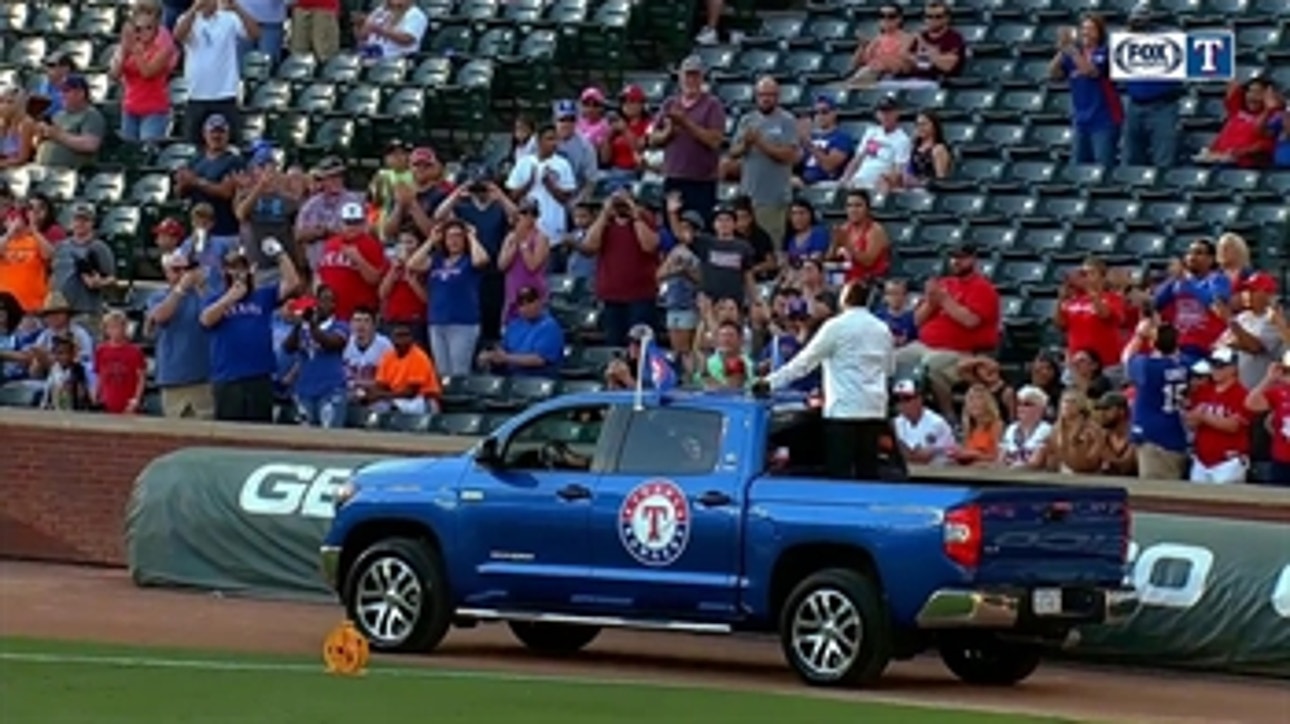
[320,545,341,590]
[914,586,1138,629]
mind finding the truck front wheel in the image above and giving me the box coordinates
[938,634,1042,686]
[779,568,893,687]
[508,621,601,654]
[343,538,452,654]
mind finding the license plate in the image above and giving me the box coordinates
[1033,588,1064,616]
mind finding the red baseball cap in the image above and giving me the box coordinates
[286,296,317,315]
[154,218,184,236]
[1245,272,1278,295]
[410,147,437,165]
[620,84,647,103]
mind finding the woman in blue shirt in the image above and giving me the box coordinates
[408,219,491,377]
[783,199,830,263]
[285,285,350,428]
[1049,15,1123,167]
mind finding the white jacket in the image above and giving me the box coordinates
[767,308,894,420]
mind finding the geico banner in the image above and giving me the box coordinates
[126,448,378,601]
[127,449,1290,676]
[1071,512,1290,678]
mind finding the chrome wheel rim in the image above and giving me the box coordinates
[354,556,423,645]
[791,588,862,679]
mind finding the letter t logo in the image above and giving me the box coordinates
[1191,38,1223,73]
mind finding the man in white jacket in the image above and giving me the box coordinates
[755,282,902,480]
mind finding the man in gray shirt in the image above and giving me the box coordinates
[728,76,800,251]
[553,99,598,198]
[51,203,116,326]
[1224,272,1283,388]
[33,75,106,169]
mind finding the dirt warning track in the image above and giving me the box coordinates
[1,562,1285,724]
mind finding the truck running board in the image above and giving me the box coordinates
[455,608,733,635]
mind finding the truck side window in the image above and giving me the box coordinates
[503,405,609,470]
[615,409,724,476]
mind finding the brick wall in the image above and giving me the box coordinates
[3,409,1289,568]
[0,410,472,567]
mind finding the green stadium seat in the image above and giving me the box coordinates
[320,52,363,85]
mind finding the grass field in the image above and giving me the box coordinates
[0,637,1078,724]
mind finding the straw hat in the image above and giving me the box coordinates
[39,292,73,315]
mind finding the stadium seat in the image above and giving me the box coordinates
[0,382,41,408]
[385,411,436,433]
[433,412,487,436]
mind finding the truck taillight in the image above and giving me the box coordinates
[943,504,982,569]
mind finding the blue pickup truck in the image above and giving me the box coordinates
[321,391,1138,688]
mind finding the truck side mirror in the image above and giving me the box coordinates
[476,437,501,467]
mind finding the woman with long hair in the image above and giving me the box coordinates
[1216,232,1252,307]
[1045,389,1106,474]
[0,86,35,168]
[407,220,490,377]
[882,112,952,190]
[26,192,66,243]
[1049,13,1122,166]
[783,199,830,263]
[111,0,178,143]
[953,383,1003,466]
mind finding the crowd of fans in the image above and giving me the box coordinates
[0,0,1288,485]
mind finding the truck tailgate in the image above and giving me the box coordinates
[968,486,1129,586]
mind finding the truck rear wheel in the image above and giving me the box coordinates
[507,621,601,654]
[938,634,1042,686]
[343,538,452,654]
[779,568,893,687]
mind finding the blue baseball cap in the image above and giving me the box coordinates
[60,75,89,93]
[814,95,837,111]
[553,99,578,119]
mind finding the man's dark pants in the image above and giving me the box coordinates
[213,375,274,423]
[601,300,657,348]
[824,418,907,481]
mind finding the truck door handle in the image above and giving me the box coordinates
[697,490,733,507]
[556,483,592,501]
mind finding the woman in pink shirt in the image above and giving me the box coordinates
[110,2,178,143]
[498,201,551,323]
[848,4,915,87]
[576,86,611,147]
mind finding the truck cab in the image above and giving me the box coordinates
[321,391,1137,688]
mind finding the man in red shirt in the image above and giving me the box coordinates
[584,190,660,346]
[1055,256,1126,380]
[1245,351,1290,485]
[1196,78,1282,168]
[898,0,966,83]
[895,243,1000,418]
[1186,347,1250,483]
[316,202,387,321]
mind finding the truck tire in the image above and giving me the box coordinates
[343,537,452,654]
[938,634,1043,686]
[507,621,601,654]
[779,568,893,687]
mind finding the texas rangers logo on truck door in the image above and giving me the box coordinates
[619,479,691,567]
